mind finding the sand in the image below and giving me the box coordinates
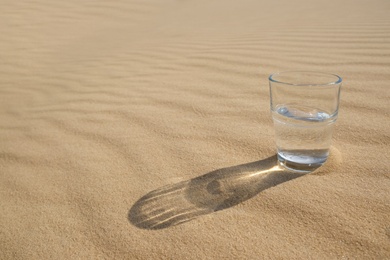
[1,0,389,259]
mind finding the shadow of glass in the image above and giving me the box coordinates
[128,155,307,230]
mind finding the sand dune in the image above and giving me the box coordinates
[1,0,389,258]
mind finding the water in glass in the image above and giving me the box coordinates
[272,104,336,172]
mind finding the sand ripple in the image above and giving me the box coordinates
[1,0,389,258]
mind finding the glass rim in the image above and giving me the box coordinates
[269,71,342,87]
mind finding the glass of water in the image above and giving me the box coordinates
[269,71,342,172]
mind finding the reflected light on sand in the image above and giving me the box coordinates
[129,156,306,230]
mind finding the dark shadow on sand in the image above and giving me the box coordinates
[128,155,307,230]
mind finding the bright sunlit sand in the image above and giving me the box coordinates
[1,0,389,258]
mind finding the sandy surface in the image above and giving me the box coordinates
[1,0,389,259]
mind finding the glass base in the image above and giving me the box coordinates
[277,153,325,173]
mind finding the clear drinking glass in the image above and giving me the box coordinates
[269,71,342,172]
